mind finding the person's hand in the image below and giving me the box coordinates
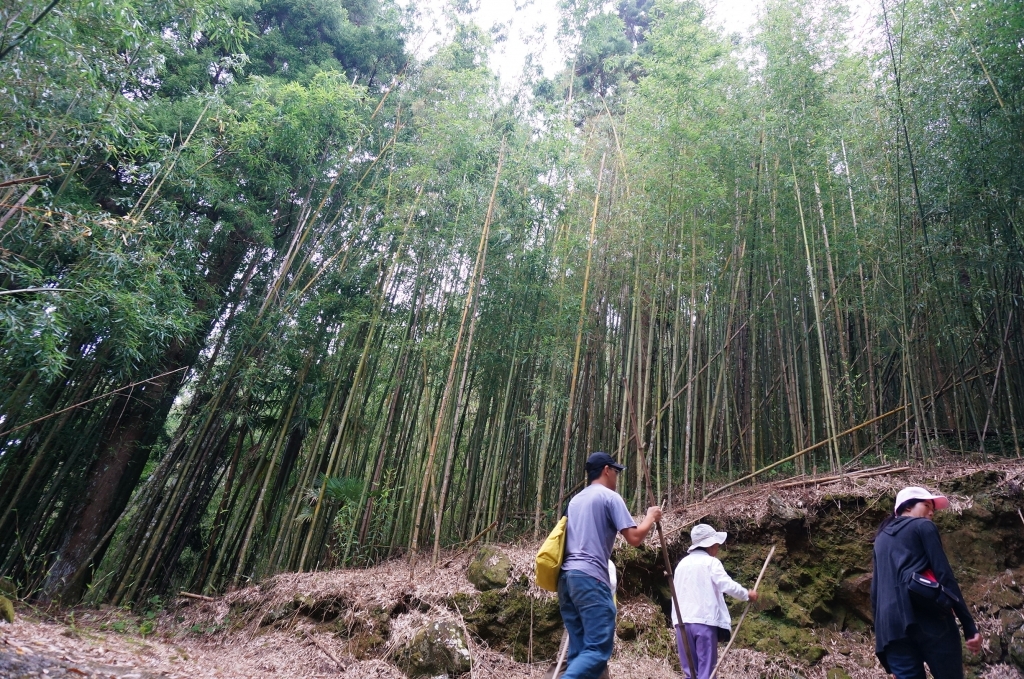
[747,590,758,602]
[645,506,663,524]
[966,633,982,654]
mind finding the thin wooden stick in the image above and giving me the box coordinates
[546,631,569,679]
[0,366,188,438]
[0,287,73,296]
[1017,508,1023,527]
[178,591,216,602]
[710,545,776,679]
[772,464,899,490]
[0,175,50,188]
[304,630,346,670]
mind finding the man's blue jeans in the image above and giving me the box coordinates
[558,570,616,679]
[882,611,964,679]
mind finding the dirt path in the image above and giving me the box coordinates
[0,607,888,679]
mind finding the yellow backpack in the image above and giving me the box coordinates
[535,516,567,592]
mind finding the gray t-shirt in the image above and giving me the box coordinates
[561,483,637,589]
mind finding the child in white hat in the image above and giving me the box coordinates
[671,523,757,679]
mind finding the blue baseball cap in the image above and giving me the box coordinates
[585,451,625,472]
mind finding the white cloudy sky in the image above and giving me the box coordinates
[401,0,879,84]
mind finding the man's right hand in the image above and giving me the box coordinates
[747,590,759,602]
[622,506,664,546]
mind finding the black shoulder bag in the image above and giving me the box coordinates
[906,572,959,610]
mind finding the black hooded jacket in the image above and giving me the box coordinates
[871,516,977,663]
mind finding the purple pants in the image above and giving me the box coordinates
[674,623,718,679]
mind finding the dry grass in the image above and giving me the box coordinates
[658,457,1024,542]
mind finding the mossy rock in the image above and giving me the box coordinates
[1009,629,1024,669]
[1000,607,1024,635]
[739,615,826,664]
[802,644,828,664]
[769,494,807,522]
[940,470,1003,496]
[455,589,561,661]
[0,578,16,597]
[0,595,14,624]
[836,573,873,623]
[613,544,668,600]
[333,605,390,658]
[467,545,512,591]
[616,596,667,641]
[617,596,675,659]
[966,568,1024,616]
[396,619,471,678]
[616,616,639,641]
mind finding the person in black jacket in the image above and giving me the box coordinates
[871,486,982,678]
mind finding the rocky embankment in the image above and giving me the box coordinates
[1,461,1023,679]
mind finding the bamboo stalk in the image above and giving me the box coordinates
[624,381,698,679]
[410,141,505,563]
[556,153,606,509]
[788,135,841,472]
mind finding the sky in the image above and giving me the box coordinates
[402,0,880,85]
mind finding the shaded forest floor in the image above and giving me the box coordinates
[3,458,1024,679]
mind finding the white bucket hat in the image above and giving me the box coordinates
[894,486,949,514]
[688,523,728,552]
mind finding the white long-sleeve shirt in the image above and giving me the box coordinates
[671,549,749,628]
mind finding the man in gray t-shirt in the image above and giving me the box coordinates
[558,452,662,679]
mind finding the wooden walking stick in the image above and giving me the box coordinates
[542,631,570,679]
[624,381,699,679]
[709,545,776,679]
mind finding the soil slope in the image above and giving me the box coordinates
[1,460,1023,679]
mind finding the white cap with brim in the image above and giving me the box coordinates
[894,486,949,514]
[688,523,728,552]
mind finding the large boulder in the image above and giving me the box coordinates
[467,545,511,592]
[396,619,472,678]
[0,595,13,623]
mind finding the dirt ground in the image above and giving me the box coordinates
[3,610,1022,679]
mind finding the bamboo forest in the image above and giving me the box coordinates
[1,0,1022,614]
